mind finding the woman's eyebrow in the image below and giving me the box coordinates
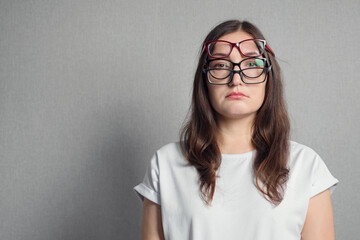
[243,51,259,56]
[212,53,228,57]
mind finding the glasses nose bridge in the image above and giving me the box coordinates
[232,61,242,71]
[234,42,242,56]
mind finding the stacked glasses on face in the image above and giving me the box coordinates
[203,39,273,85]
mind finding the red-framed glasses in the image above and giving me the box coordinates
[204,39,275,58]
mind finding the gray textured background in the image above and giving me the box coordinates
[0,0,359,239]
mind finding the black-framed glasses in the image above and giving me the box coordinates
[204,39,275,59]
[203,57,272,85]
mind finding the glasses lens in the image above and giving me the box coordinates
[241,58,266,82]
[240,39,265,57]
[207,41,232,58]
[207,59,233,83]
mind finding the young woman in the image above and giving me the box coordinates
[134,20,339,240]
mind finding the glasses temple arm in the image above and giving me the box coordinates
[265,44,275,56]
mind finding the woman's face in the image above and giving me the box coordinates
[206,30,267,121]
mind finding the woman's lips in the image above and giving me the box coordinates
[226,92,247,99]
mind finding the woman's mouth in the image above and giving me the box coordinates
[226,91,247,99]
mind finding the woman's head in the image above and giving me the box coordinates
[193,20,281,130]
[205,30,268,123]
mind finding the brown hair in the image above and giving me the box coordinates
[179,20,290,206]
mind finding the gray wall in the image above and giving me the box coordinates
[0,0,358,239]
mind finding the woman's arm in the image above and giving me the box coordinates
[141,197,165,240]
[301,189,335,240]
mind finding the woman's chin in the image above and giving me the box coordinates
[217,111,256,120]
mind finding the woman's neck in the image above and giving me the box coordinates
[216,114,255,154]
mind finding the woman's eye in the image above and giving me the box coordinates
[214,63,231,68]
[245,59,264,67]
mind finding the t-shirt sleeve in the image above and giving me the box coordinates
[133,152,161,205]
[309,153,339,198]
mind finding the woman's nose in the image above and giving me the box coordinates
[230,72,243,86]
[228,66,243,87]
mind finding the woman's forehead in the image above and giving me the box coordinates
[218,30,254,42]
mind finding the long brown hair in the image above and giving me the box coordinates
[179,20,290,206]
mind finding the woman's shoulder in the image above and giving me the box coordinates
[152,141,186,164]
[287,140,339,197]
[156,141,182,155]
[288,140,325,169]
[289,140,319,156]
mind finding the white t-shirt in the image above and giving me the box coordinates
[133,140,339,240]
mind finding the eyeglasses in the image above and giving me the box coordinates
[204,39,275,59]
[203,57,272,85]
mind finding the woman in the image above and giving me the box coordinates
[133,20,339,240]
